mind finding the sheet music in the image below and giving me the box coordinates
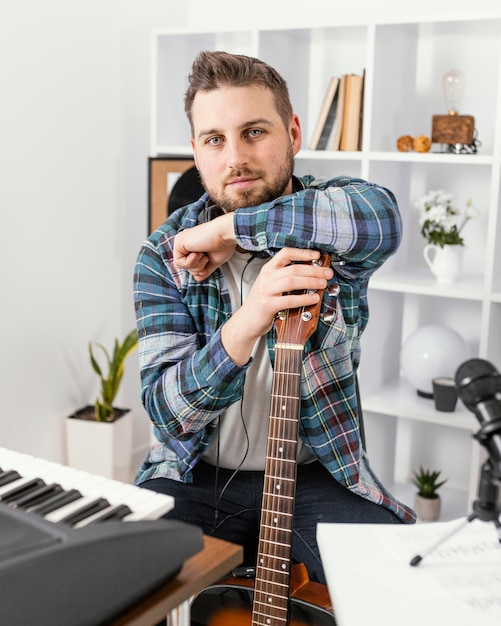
[317,517,501,626]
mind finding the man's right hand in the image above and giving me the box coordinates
[173,213,237,280]
[221,248,333,366]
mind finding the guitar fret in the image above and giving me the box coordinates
[263,524,292,546]
[264,475,295,483]
[260,526,293,536]
[256,575,289,588]
[267,436,297,444]
[268,415,298,423]
[256,573,289,587]
[261,539,289,548]
[255,610,287,625]
[259,555,290,565]
[266,456,296,465]
[263,491,294,500]
[256,556,290,572]
[256,546,290,572]
[253,597,289,610]
[253,608,288,621]
[261,507,292,516]
[275,342,303,351]
[272,372,300,380]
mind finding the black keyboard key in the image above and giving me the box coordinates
[90,504,132,523]
[60,498,110,526]
[30,489,82,516]
[0,478,45,503]
[0,470,21,486]
[12,483,64,510]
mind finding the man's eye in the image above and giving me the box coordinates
[247,129,263,138]
[207,136,223,146]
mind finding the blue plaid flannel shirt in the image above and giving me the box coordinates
[133,175,416,523]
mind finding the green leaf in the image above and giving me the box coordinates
[89,329,139,421]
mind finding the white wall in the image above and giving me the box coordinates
[0,0,497,472]
[0,0,189,468]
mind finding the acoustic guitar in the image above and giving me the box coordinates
[191,253,336,626]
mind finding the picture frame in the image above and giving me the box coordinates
[148,157,195,233]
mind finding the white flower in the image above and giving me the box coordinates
[415,189,476,247]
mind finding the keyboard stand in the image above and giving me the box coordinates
[111,535,243,626]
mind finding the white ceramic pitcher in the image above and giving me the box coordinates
[423,244,463,283]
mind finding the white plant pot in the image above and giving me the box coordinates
[414,494,441,522]
[65,408,132,483]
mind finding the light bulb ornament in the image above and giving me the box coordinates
[442,69,464,115]
[431,69,480,154]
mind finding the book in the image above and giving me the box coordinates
[357,69,366,150]
[339,73,364,151]
[330,74,347,151]
[308,77,340,150]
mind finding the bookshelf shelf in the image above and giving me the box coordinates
[150,11,501,517]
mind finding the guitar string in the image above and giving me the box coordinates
[258,258,319,580]
[260,318,300,592]
[256,256,331,618]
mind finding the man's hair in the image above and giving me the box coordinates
[184,50,293,133]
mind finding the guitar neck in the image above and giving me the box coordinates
[253,343,303,624]
[251,252,331,625]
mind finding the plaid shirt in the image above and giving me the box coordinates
[133,175,416,523]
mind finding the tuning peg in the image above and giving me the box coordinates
[327,284,340,298]
[322,311,336,322]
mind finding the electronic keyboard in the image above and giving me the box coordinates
[0,446,174,524]
[0,446,203,626]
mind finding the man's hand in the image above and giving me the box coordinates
[222,248,334,366]
[173,213,237,281]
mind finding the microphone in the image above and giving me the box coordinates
[410,357,501,567]
[455,358,501,476]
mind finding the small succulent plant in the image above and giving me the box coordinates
[412,466,448,499]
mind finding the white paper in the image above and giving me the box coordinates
[317,517,501,626]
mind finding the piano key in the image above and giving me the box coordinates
[11,483,64,510]
[0,478,45,504]
[77,504,133,526]
[44,495,112,524]
[0,470,21,486]
[0,476,37,498]
[0,446,174,521]
[29,489,83,516]
[58,497,111,526]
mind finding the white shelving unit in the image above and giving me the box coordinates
[150,12,501,520]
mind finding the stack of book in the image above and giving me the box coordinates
[308,72,365,151]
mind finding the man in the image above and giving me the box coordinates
[134,50,415,585]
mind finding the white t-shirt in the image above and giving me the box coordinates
[202,251,315,470]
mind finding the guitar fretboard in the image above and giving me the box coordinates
[253,344,303,625]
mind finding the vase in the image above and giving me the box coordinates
[423,244,463,284]
[65,406,132,482]
[414,494,441,522]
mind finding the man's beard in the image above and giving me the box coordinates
[201,144,295,213]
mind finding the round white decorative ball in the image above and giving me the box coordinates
[400,325,469,396]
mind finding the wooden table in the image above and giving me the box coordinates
[112,535,243,626]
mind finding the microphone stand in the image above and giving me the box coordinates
[410,459,501,566]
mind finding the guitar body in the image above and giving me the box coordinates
[191,573,336,626]
[193,254,336,626]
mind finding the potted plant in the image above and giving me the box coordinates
[66,329,139,482]
[415,189,477,283]
[412,466,448,522]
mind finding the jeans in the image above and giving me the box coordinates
[141,460,401,584]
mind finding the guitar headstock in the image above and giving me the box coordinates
[274,252,332,347]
